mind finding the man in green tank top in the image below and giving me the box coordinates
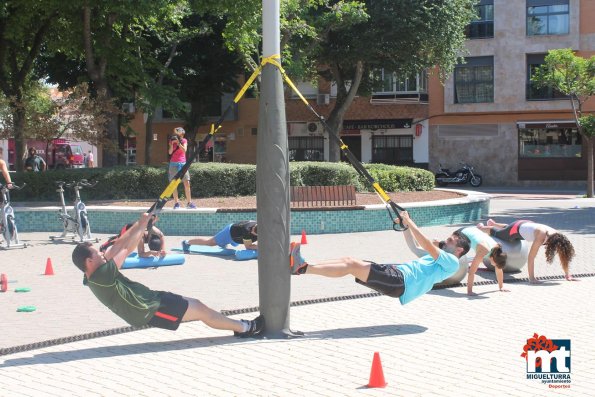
[72,212,263,336]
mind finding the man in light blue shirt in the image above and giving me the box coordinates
[289,211,470,305]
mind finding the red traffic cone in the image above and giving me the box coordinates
[301,229,308,244]
[1,273,7,292]
[44,257,55,276]
[367,352,387,388]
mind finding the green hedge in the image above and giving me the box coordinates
[8,162,434,202]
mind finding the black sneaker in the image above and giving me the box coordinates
[234,315,265,338]
[181,240,191,253]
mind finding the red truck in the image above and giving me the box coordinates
[6,139,85,170]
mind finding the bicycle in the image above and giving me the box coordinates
[0,182,27,249]
[50,179,99,243]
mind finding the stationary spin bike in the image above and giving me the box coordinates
[50,179,99,243]
[0,182,27,249]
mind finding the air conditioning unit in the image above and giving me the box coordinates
[122,102,135,113]
[317,94,330,105]
[307,122,319,133]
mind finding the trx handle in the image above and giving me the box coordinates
[278,64,407,231]
[328,132,407,231]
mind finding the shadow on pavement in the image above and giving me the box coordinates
[301,324,426,340]
[0,335,243,368]
[427,289,477,299]
[0,324,426,368]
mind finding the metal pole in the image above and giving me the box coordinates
[257,0,297,337]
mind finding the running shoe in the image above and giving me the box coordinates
[235,315,265,338]
[187,202,197,209]
[173,202,181,209]
[289,242,307,275]
[181,240,191,254]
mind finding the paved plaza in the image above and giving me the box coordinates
[1,195,594,396]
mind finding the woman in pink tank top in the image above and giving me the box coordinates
[168,127,196,209]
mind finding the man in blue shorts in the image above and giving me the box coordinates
[289,211,470,304]
[182,220,258,252]
[72,212,263,336]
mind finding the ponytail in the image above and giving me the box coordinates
[490,245,507,269]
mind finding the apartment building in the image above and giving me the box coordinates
[428,0,595,185]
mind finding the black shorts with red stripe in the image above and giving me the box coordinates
[490,220,529,242]
[148,292,189,331]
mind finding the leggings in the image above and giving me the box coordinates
[490,220,530,242]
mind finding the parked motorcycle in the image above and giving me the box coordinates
[435,162,483,187]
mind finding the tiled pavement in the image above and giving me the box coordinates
[1,196,594,396]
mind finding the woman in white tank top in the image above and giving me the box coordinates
[477,219,575,283]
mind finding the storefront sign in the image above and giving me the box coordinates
[517,121,576,129]
[343,119,413,130]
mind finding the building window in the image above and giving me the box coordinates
[374,70,427,94]
[519,125,581,158]
[527,0,569,36]
[466,0,494,39]
[371,70,428,103]
[454,56,494,104]
[372,135,413,165]
[526,54,567,100]
[289,137,324,161]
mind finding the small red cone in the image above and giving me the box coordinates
[1,273,7,292]
[301,229,308,244]
[44,257,55,276]
[367,352,387,388]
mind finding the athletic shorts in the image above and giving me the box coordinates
[355,262,405,298]
[214,224,239,248]
[148,292,189,331]
[168,163,190,181]
[490,220,529,242]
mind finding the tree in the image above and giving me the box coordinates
[195,0,477,161]
[0,79,53,140]
[308,0,477,161]
[0,1,61,170]
[169,13,243,145]
[532,49,595,197]
[131,3,192,165]
[26,83,119,162]
[41,0,186,167]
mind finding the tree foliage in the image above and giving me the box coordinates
[532,48,595,196]
[192,0,477,160]
[28,83,119,146]
[168,13,243,143]
[0,0,64,170]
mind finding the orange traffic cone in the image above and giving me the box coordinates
[367,352,387,388]
[301,229,308,244]
[1,273,7,292]
[44,257,55,276]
